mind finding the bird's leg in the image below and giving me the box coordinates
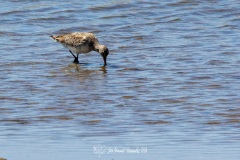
[69,50,76,58]
[74,54,79,64]
[69,50,79,64]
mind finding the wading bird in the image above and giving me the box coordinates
[50,32,109,66]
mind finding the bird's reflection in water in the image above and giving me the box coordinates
[99,66,107,73]
[62,63,107,80]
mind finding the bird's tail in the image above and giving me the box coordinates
[50,35,63,43]
[50,35,58,42]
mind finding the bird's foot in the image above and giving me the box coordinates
[73,58,79,64]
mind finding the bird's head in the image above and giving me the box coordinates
[96,45,109,66]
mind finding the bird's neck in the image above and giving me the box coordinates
[94,43,104,52]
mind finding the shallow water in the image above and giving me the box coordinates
[0,0,240,159]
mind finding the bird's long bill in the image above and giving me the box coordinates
[103,56,107,66]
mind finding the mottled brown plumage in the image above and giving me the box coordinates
[50,32,109,65]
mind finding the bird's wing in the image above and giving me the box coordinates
[52,33,91,47]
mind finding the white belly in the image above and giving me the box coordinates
[63,44,92,54]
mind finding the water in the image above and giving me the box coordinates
[0,0,240,159]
